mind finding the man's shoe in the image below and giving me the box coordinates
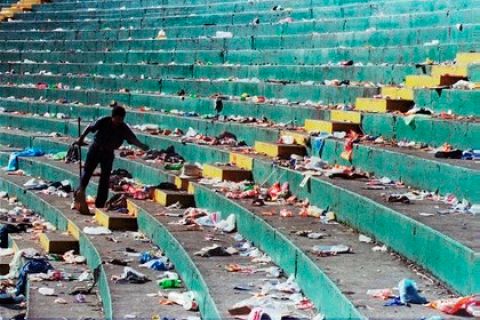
[73,190,91,215]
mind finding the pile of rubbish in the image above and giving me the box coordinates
[24,178,73,198]
[181,128,245,147]
[0,192,91,307]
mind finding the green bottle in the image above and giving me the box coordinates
[158,278,183,289]
[164,163,183,170]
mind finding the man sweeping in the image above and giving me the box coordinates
[73,106,149,214]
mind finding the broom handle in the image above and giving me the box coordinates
[77,117,82,178]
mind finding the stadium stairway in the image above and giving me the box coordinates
[0,0,479,318]
[0,126,467,319]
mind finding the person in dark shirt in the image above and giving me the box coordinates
[74,106,149,210]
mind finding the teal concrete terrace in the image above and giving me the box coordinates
[0,0,479,318]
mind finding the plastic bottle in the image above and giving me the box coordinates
[158,278,183,289]
[164,163,183,170]
[167,292,198,311]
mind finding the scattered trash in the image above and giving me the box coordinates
[293,230,326,240]
[194,212,236,232]
[166,291,198,311]
[462,149,480,160]
[77,271,91,282]
[140,258,173,271]
[419,212,435,217]
[215,31,233,38]
[75,294,87,303]
[112,267,150,284]
[428,295,480,315]
[38,287,55,296]
[63,250,86,264]
[372,245,388,252]
[83,226,112,235]
[469,204,480,215]
[452,80,477,90]
[367,288,394,300]
[399,278,427,304]
[156,29,166,40]
[311,244,352,256]
[358,234,372,243]
[194,244,235,257]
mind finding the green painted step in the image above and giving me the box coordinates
[2,6,478,32]
[0,91,331,128]
[0,24,476,51]
[0,61,424,83]
[0,153,217,319]
[0,81,478,150]
[0,169,113,319]
[0,101,478,204]
[0,144,362,319]
[415,87,480,117]
[38,0,375,8]
[29,0,478,15]
[0,42,477,64]
[468,63,480,81]
[318,138,480,203]
[361,112,480,150]
[0,73,378,104]
[1,139,460,319]
[19,0,480,22]
[193,183,457,319]
[0,98,281,146]
[131,198,320,319]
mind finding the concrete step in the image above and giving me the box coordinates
[4,229,102,318]
[153,189,195,207]
[0,41,477,65]
[254,141,306,159]
[405,74,466,88]
[94,208,138,231]
[329,110,362,124]
[381,86,415,100]
[193,182,458,319]
[304,119,362,133]
[202,164,252,182]
[38,231,79,254]
[354,97,414,113]
[0,168,201,319]
[0,61,423,84]
[2,5,478,32]
[129,198,318,319]
[0,24,475,51]
[1,110,478,205]
[0,72,378,105]
[1,89,479,294]
[19,142,458,318]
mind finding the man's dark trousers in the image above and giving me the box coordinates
[80,144,114,208]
